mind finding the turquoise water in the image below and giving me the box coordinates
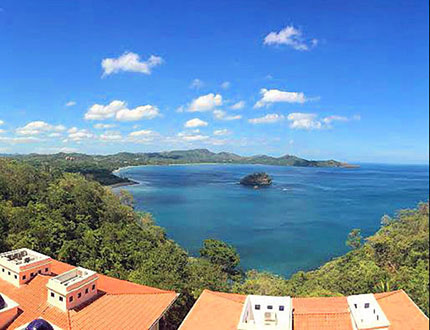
[116,164,429,277]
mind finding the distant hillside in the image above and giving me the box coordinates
[6,149,356,185]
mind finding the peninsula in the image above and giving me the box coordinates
[8,149,357,186]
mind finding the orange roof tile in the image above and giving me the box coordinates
[0,260,177,329]
[293,296,353,330]
[179,290,245,330]
[375,290,429,330]
[179,290,429,330]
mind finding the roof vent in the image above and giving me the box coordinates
[238,295,292,329]
[25,319,54,330]
[347,294,390,329]
[0,249,52,287]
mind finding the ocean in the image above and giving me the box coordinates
[115,163,429,277]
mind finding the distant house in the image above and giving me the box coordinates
[0,248,177,329]
[179,289,429,330]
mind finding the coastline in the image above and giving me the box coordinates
[107,180,139,189]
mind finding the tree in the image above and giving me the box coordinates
[200,239,240,275]
[346,229,363,249]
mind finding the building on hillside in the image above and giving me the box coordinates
[0,248,178,330]
[179,289,429,330]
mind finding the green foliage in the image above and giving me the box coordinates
[200,239,240,275]
[346,228,363,249]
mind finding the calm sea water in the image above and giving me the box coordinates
[116,164,429,277]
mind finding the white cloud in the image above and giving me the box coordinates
[65,101,76,107]
[287,113,322,130]
[221,81,231,89]
[213,110,242,121]
[66,127,94,141]
[85,100,160,122]
[254,88,306,108]
[99,131,123,141]
[94,123,116,129]
[322,115,349,124]
[129,129,156,137]
[101,52,163,76]
[249,113,285,124]
[48,132,62,138]
[16,121,66,135]
[0,120,4,125]
[116,105,160,122]
[0,129,6,134]
[190,78,204,89]
[178,131,209,142]
[213,128,230,136]
[230,101,245,110]
[184,118,208,128]
[264,25,317,51]
[0,136,42,144]
[85,100,127,120]
[188,93,222,112]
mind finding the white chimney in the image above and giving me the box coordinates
[347,294,390,330]
[237,295,293,329]
[46,267,98,311]
[0,249,52,287]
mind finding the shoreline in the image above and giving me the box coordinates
[107,180,139,189]
[110,161,361,188]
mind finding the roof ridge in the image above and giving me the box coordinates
[205,290,245,304]
[374,290,402,300]
[294,311,350,316]
[106,291,176,296]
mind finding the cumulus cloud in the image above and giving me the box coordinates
[116,105,160,122]
[0,120,4,125]
[177,131,209,142]
[213,128,230,136]
[99,131,123,141]
[188,93,222,112]
[322,115,349,124]
[221,81,231,89]
[94,123,116,129]
[184,118,208,128]
[66,127,94,141]
[287,113,322,130]
[65,101,76,107]
[129,129,156,137]
[190,78,204,89]
[264,25,317,51]
[287,113,359,130]
[16,121,66,135]
[101,52,163,76]
[254,88,307,108]
[85,100,160,122]
[248,113,285,124]
[213,110,242,121]
[230,101,245,110]
[0,136,42,144]
[85,100,126,120]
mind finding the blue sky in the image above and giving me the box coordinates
[0,0,428,163]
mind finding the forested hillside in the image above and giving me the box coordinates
[9,149,353,185]
[0,158,427,329]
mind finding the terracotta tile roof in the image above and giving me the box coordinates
[179,290,429,330]
[293,296,353,330]
[0,260,177,329]
[178,290,245,330]
[375,290,429,330]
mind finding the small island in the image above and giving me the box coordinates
[240,172,272,187]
